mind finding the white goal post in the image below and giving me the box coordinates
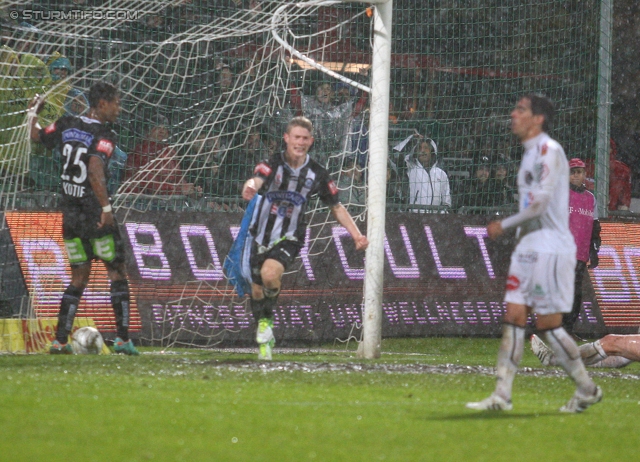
[359,0,392,359]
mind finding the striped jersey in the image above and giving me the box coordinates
[250,153,340,249]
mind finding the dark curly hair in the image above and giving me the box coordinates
[88,82,119,109]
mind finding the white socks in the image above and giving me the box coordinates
[579,339,608,365]
[543,327,596,395]
[494,324,525,402]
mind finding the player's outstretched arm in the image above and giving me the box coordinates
[242,177,264,201]
[27,94,46,142]
[331,203,368,251]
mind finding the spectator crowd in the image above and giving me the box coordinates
[0,2,634,215]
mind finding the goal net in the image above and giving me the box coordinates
[1,1,376,348]
[0,1,607,349]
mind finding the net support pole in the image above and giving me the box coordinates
[359,0,393,359]
[595,0,612,217]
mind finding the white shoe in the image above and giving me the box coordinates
[559,386,603,413]
[466,394,513,411]
[531,334,554,366]
[256,319,275,360]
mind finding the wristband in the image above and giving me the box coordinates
[102,204,113,213]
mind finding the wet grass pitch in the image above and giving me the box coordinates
[2,337,639,461]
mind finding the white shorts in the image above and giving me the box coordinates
[503,249,575,315]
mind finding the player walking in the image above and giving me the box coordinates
[242,116,368,360]
[466,94,601,413]
[29,82,139,355]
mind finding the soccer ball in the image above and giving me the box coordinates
[71,327,104,355]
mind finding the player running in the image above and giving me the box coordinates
[241,116,368,360]
[466,94,601,413]
[29,82,139,355]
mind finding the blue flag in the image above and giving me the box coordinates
[223,195,260,297]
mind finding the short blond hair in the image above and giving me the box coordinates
[286,116,314,135]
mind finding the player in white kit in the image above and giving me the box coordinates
[466,94,602,413]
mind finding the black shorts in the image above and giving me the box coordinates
[62,206,126,269]
[250,239,302,285]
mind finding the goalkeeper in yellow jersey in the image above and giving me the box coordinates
[0,22,50,179]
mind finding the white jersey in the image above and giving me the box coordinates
[501,132,575,255]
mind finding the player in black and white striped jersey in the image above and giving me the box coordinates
[242,116,368,360]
